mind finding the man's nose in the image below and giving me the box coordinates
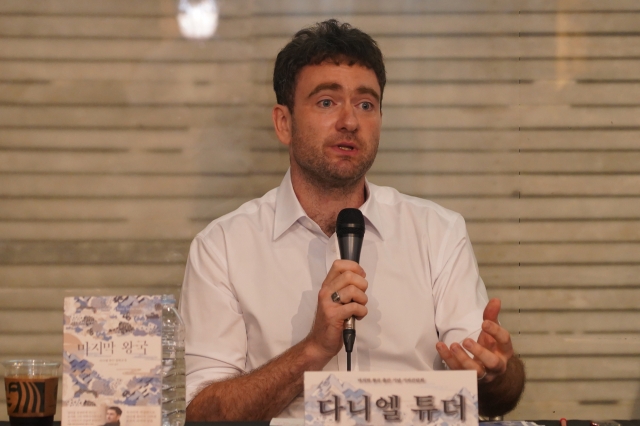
[336,104,358,132]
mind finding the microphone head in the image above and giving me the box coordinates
[336,208,365,238]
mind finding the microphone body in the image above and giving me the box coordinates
[336,208,365,369]
[338,234,362,331]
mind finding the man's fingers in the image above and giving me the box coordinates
[438,342,495,380]
[326,259,366,282]
[477,333,498,353]
[436,342,463,370]
[449,343,486,377]
[319,271,368,304]
[462,339,506,374]
[322,269,368,297]
[332,285,368,306]
[437,342,483,376]
[343,303,368,321]
[326,300,368,324]
[481,320,513,351]
[483,298,501,323]
[333,270,369,293]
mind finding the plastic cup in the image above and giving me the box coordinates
[2,360,60,426]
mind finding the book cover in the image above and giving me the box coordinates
[61,295,162,426]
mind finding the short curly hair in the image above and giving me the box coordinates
[273,19,386,112]
[107,406,122,416]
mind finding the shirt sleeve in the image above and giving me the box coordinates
[178,227,247,405]
[431,213,489,346]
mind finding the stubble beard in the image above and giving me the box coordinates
[290,120,378,194]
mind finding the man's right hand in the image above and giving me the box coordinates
[305,259,369,360]
[187,259,370,422]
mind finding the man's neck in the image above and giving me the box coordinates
[290,170,366,237]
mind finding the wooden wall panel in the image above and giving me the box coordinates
[1,0,639,420]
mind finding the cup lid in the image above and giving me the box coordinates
[2,359,60,367]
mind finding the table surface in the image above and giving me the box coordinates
[0,423,270,426]
[2,421,640,426]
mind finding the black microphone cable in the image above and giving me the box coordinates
[336,208,365,371]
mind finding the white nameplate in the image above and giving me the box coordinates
[304,370,477,425]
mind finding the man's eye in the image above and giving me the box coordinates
[361,102,372,110]
[320,99,332,107]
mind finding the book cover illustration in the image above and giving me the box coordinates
[62,295,163,426]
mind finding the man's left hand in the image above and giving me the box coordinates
[435,298,513,383]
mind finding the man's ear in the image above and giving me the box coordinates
[272,104,293,146]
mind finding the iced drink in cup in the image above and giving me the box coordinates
[2,360,60,426]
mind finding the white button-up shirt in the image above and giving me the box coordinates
[179,170,488,416]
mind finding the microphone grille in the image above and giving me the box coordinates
[336,208,365,238]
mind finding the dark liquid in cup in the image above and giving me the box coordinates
[8,415,54,426]
[4,376,57,426]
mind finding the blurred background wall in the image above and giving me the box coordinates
[2,0,640,420]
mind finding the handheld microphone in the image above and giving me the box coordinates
[336,208,365,371]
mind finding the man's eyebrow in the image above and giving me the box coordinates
[307,82,342,98]
[307,83,381,103]
[356,86,380,102]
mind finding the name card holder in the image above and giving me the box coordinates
[304,370,477,425]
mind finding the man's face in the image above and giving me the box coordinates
[106,409,120,423]
[287,61,382,189]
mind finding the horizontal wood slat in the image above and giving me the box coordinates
[6,151,640,174]
[492,288,640,311]
[0,81,251,105]
[0,151,286,174]
[253,0,640,14]
[0,288,181,310]
[475,243,640,265]
[0,241,190,265]
[254,36,640,60]
[525,357,640,380]
[0,0,249,17]
[254,59,640,82]
[0,105,252,128]
[0,265,185,288]
[372,175,640,197]
[0,39,251,61]
[501,312,640,334]
[0,62,250,82]
[249,14,640,36]
[0,175,283,197]
[7,14,640,39]
[0,16,250,40]
[468,222,640,243]
[482,264,640,287]
[0,129,258,150]
[513,334,640,356]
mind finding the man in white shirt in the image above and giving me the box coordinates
[181,19,525,421]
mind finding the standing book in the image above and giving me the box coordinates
[62,295,163,426]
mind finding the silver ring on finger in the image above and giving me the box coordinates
[477,366,488,382]
[331,291,341,303]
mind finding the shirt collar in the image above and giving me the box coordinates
[273,169,309,241]
[273,169,387,241]
[360,180,387,241]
